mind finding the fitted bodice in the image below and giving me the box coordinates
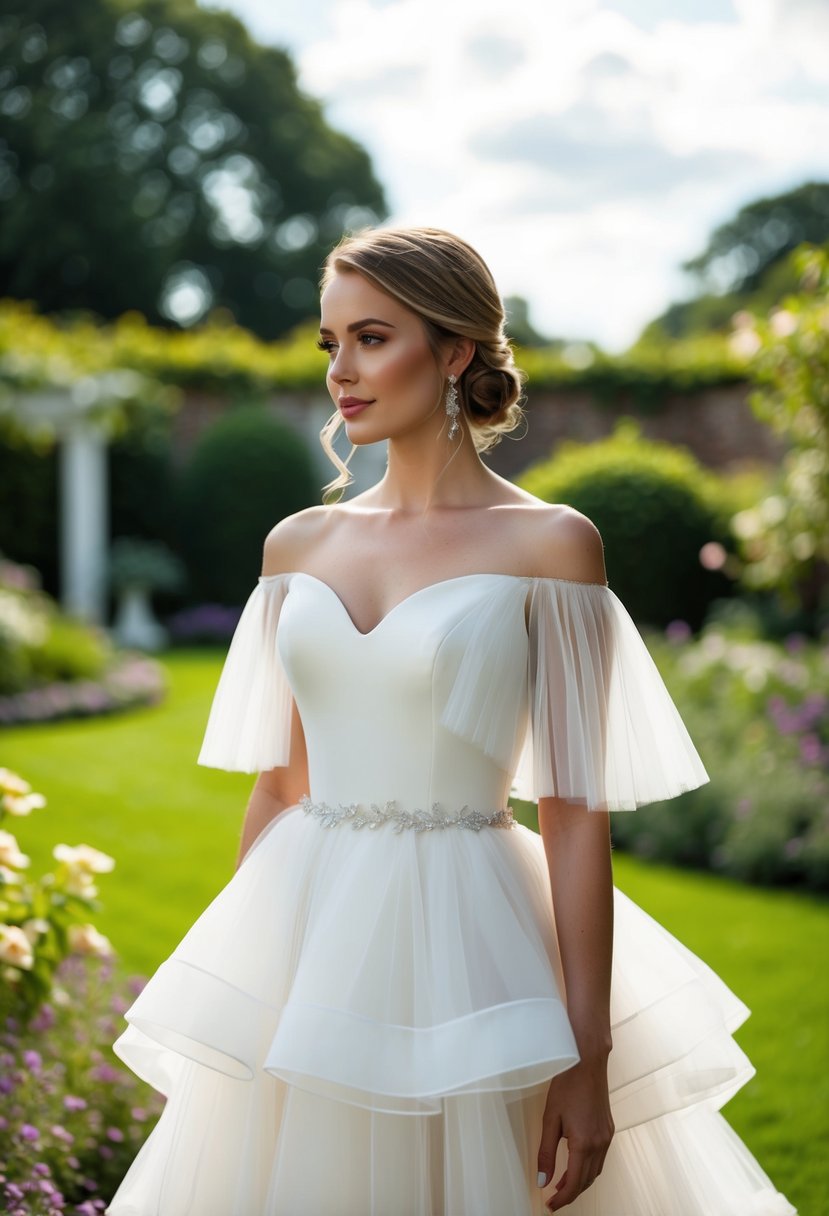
[197,569,708,814]
[278,572,531,815]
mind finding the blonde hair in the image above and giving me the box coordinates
[318,226,526,502]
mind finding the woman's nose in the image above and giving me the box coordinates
[328,349,354,385]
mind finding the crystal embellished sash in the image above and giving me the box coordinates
[299,795,515,833]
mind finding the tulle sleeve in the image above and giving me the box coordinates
[511,579,709,811]
[196,574,294,773]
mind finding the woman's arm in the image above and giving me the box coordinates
[530,506,615,1209]
[234,517,317,871]
[536,800,614,1210]
[235,698,309,871]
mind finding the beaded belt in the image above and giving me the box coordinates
[299,795,514,833]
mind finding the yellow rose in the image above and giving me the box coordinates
[0,923,34,970]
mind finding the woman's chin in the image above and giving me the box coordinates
[342,419,389,446]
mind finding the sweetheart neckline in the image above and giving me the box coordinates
[257,570,608,639]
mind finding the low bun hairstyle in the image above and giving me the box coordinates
[319,226,526,500]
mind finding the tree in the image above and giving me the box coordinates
[0,0,387,338]
[503,296,551,347]
[683,181,829,295]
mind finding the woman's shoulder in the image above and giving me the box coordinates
[503,492,607,585]
[261,505,334,577]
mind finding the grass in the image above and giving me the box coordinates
[4,649,828,1215]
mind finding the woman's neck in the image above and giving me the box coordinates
[370,428,498,513]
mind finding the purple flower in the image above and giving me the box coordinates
[50,1124,73,1143]
[106,1126,125,1142]
[0,1075,14,1095]
[130,1106,147,1122]
[30,1004,56,1032]
[63,1094,87,1112]
[23,1049,42,1073]
[665,619,692,644]
[800,734,824,765]
[735,798,753,820]
[90,1062,121,1084]
[33,1163,51,1176]
[20,1123,39,1141]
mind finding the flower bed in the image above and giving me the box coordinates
[1,771,163,1212]
[610,615,829,889]
[0,652,166,728]
[0,957,163,1215]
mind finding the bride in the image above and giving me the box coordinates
[107,227,795,1214]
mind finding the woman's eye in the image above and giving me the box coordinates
[316,339,336,354]
[359,332,384,346]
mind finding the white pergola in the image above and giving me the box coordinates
[11,388,110,625]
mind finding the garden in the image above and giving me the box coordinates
[1,245,828,1212]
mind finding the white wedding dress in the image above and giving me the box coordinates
[107,572,796,1215]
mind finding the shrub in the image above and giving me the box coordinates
[728,244,829,628]
[519,420,735,628]
[176,405,317,605]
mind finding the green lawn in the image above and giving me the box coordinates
[4,650,828,1214]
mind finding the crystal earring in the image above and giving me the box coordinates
[445,373,460,439]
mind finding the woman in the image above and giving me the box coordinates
[107,227,796,1214]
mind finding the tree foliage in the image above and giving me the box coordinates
[0,0,386,338]
[683,181,829,295]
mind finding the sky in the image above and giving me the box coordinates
[202,0,829,350]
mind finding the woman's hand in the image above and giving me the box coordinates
[537,1055,614,1211]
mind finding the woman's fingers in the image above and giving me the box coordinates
[545,1147,593,1211]
[536,1115,562,1192]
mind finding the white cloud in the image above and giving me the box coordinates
[202,0,829,348]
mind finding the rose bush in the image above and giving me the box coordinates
[0,769,115,1021]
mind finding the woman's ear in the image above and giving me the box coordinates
[445,336,476,379]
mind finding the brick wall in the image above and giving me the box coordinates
[171,381,784,486]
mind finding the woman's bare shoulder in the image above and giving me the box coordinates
[513,498,607,585]
[261,506,336,577]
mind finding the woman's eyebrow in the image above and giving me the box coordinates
[319,318,397,336]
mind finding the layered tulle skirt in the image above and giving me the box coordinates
[106,805,795,1215]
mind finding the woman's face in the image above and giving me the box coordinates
[319,269,446,444]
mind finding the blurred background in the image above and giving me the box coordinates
[0,2,827,1212]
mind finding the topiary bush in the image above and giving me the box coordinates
[519,420,735,628]
[176,405,318,605]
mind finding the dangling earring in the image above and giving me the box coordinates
[445,373,460,440]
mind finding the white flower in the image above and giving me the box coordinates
[2,791,47,817]
[67,923,112,957]
[64,871,98,899]
[53,843,115,874]
[770,309,797,338]
[0,923,35,970]
[0,830,30,870]
[0,768,31,795]
[22,917,50,943]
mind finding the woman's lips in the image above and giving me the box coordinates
[339,397,374,418]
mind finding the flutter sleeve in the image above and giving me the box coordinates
[511,578,709,810]
[196,574,294,773]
